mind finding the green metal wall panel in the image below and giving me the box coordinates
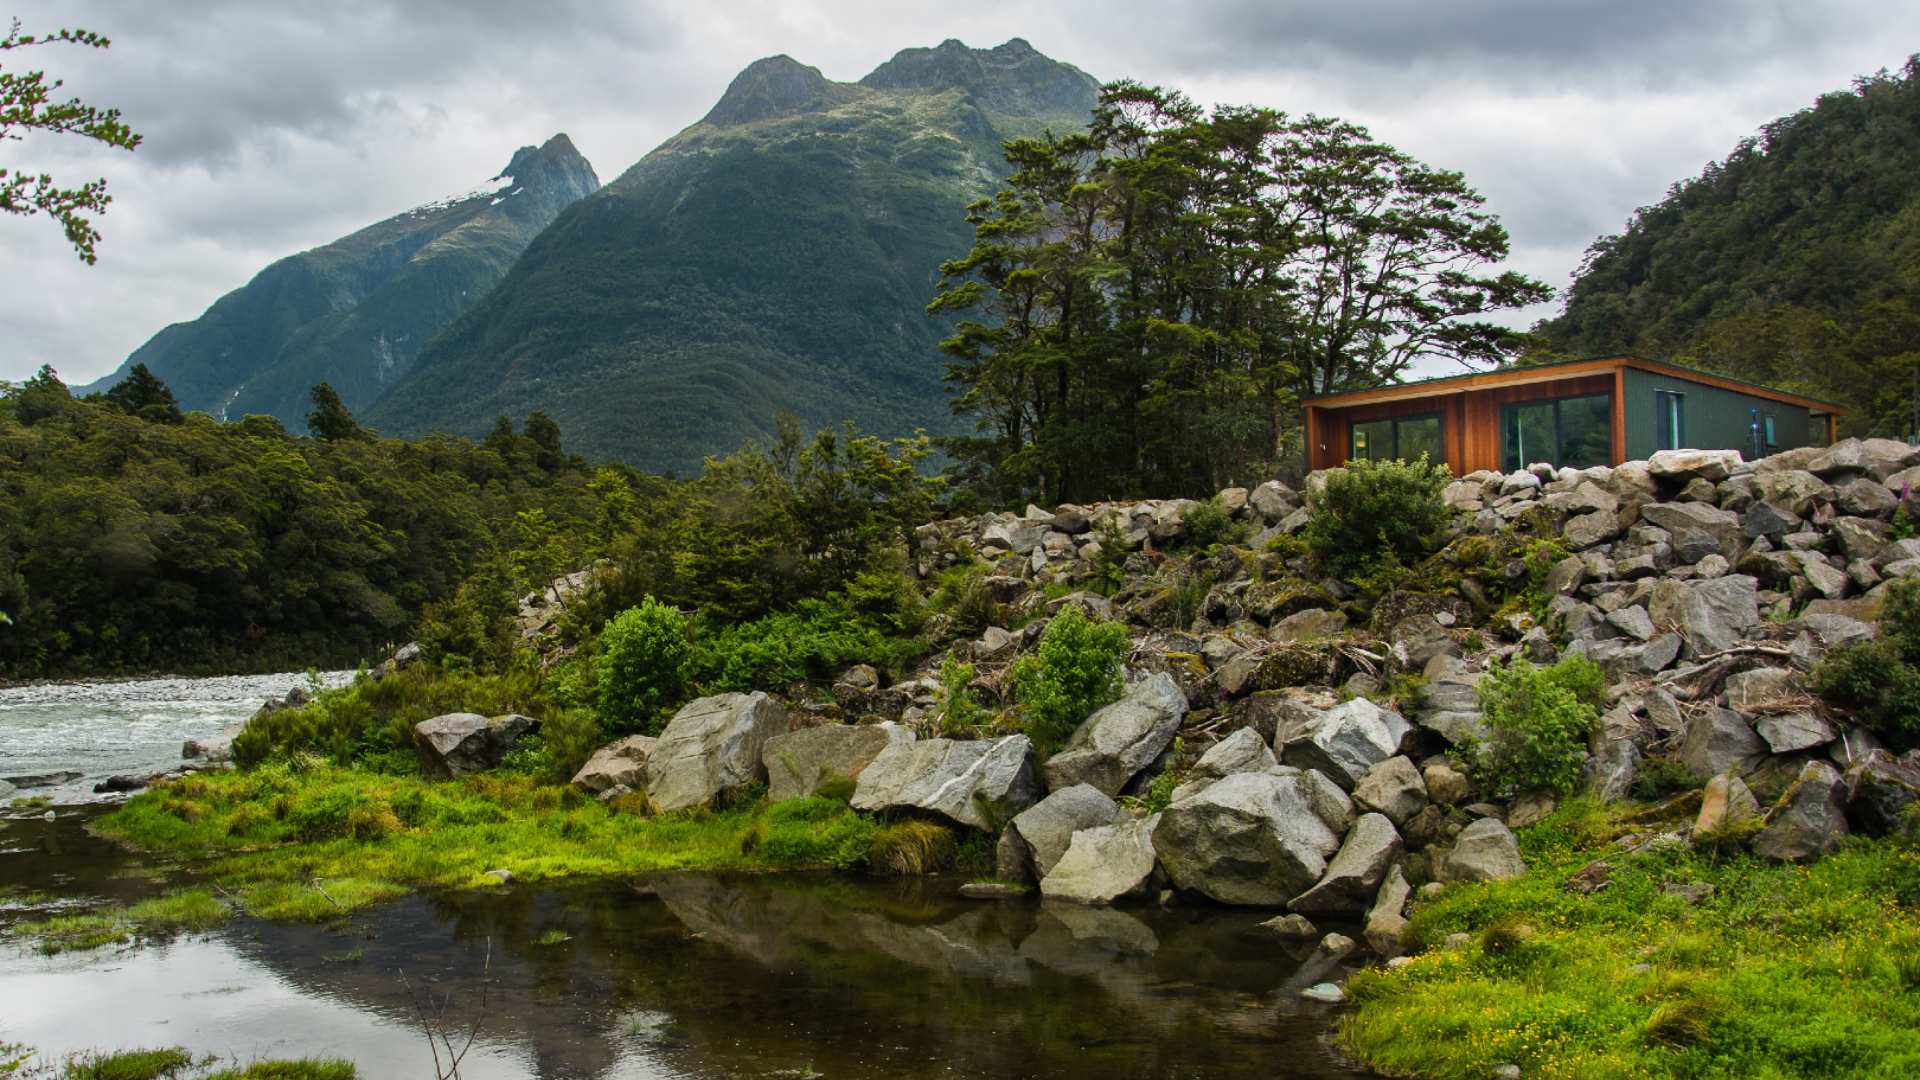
[1621,368,1815,461]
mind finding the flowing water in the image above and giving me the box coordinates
[0,677,1369,1079]
[0,672,351,801]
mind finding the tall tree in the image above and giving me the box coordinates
[306,382,366,441]
[0,19,141,262]
[932,82,1546,502]
[102,363,183,424]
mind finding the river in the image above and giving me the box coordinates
[0,676,1369,1079]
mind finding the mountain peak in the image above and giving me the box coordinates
[498,134,600,200]
[860,37,1098,117]
[702,55,836,126]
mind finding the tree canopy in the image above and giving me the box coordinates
[931,81,1547,504]
[1534,57,1920,440]
[0,18,141,262]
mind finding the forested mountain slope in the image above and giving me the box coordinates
[85,135,600,425]
[1535,58,1920,438]
[364,39,1100,473]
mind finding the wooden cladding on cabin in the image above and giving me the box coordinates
[1307,374,1616,475]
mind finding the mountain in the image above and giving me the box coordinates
[364,39,1100,473]
[1534,57,1920,439]
[86,135,601,423]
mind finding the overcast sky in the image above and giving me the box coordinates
[2,0,1916,384]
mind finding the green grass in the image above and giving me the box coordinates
[201,1063,354,1080]
[1337,797,1920,1079]
[96,763,884,919]
[8,889,229,955]
[64,1049,199,1080]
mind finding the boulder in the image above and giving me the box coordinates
[1279,698,1412,790]
[413,712,540,779]
[1422,762,1472,806]
[1351,756,1428,827]
[1269,608,1349,643]
[1835,477,1898,517]
[1563,511,1623,549]
[1647,575,1761,657]
[1677,707,1767,780]
[1648,448,1741,484]
[851,734,1042,830]
[1004,784,1126,879]
[1842,749,1920,836]
[1364,865,1413,958]
[1723,667,1797,712]
[1041,673,1187,796]
[1177,728,1278,795]
[1639,502,1742,559]
[1039,817,1160,905]
[645,693,788,813]
[1441,818,1527,883]
[1151,771,1343,906]
[1249,480,1299,521]
[1259,913,1319,939]
[1289,812,1404,914]
[571,734,658,795]
[1752,760,1850,862]
[1753,712,1837,755]
[762,723,911,802]
[1693,772,1760,836]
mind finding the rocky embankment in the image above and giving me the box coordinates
[407,438,1919,979]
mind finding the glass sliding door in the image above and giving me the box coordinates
[1503,401,1555,471]
[1349,414,1444,466]
[1503,394,1614,471]
[1655,391,1685,451]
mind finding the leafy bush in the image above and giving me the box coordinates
[1007,606,1132,751]
[934,654,986,736]
[1812,578,1920,745]
[232,665,547,768]
[692,594,925,693]
[1179,498,1239,550]
[1302,455,1452,576]
[596,598,693,736]
[1464,655,1604,798]
[928,562,1000,636]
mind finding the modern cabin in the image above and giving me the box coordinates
[1302,355,1844,476]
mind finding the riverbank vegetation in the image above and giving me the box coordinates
[1338,798,1920,1080]
[8,887,227,955]
[0,1044,354,1080]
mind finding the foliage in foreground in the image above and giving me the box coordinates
[1302,455,1452,577]
[1007,606,1132,751]
[0,1044,355,1080]
[1463,655,1606,798]
[1811,576,1920,745]
[98,764,884,919]
[1338,799,1920,1080]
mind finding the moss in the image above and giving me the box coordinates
[96,765,891,919]
[1338,799,1920,1079]
[8,888,229,955]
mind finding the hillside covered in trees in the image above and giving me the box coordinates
[1535,57,1920,440]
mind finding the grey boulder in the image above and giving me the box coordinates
[1647,575,1760,658]
[1441,818,1527,883]
[1041,673,1187,796]
[1279,698,1411,790]
[1289,812,1404,914]
[571,734,658,794]
[1842,749,1920,836]
[762,723,911,802]
[1151,772,1343,906]
[1752,760,1850,862]
[1004,783,1126,879]
[1039,817,1160,905]
[414,712,540,779]
[1351,755,1428,827]
[1678,707,1768,780]
[645,692,788,813]
[852,735,1042,830]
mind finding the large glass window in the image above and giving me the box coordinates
[1655,391,1685,451]
[1349,413,1445,465]
[1502,394,1613,471]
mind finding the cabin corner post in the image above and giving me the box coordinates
[1304,404,1324,471]
[1611,363,1627,465]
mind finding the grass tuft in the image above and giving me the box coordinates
[867,819,956,876]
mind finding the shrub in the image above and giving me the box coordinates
[596,598,692,736]
[691,595,924,693]
[928,562,1000,635]
[1464,655,1603,798]
[934,654,986,736]
[1302,455,1452,576]
[1812,578,1920,745]
[1006,606,1132,751]
[1179,498,1238,550]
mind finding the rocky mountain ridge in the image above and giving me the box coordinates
[85,134,600,425]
